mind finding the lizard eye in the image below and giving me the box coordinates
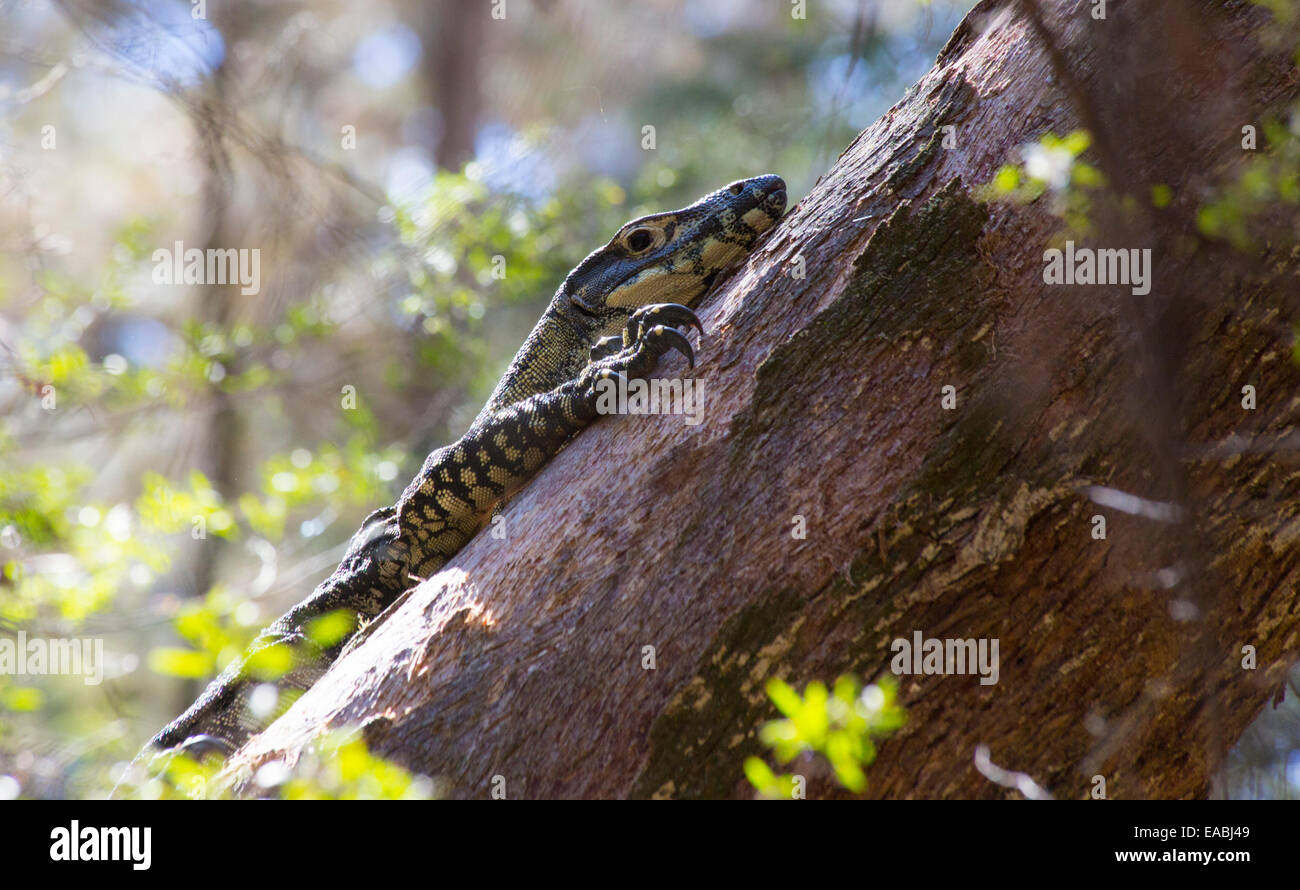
[728,182,744,195]
[626,229,655,252]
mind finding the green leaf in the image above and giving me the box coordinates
[743,756,776,787]
[1061,129,1092,156]
[992,165,1020,193]
[2,686,45,711]
[765,677,802,717]
[306,610,356,648]
[1071,162,1103,187]
[147,647,215,679]
[246,642,294,680]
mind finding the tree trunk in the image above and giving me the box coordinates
[226,0,1300,799]
[422,0,488,171]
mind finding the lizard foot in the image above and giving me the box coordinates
[580,308,701,396]
[622,302,703,348]
[590,303,700,362]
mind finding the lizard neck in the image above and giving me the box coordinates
[473,293,605,425]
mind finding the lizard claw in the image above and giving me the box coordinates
[647,324,695,369]
[177,733,235,760]
[148,732,233,771]
[593,367,628,386]
[627,303,704,343]
[653,303,704,337]
[589,334,623,361]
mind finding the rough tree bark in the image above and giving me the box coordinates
[226,0,1300,798]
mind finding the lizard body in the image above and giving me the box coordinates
[152,174,787,754]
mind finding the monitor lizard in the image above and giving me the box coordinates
[150,174,787,757]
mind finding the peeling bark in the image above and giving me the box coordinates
[227,0,1300,799]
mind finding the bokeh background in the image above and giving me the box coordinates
[0,0,1295,799]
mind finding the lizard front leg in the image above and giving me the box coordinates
[398,303,702,578]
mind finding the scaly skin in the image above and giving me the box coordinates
[152,175,787,755]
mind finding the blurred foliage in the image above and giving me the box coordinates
[980,129,1102,235]
[116,730,437,800]
[745,674,905,799]
[1197,117,1300,251]
[390,170,635,401]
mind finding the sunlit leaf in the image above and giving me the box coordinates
[147,647,214,679]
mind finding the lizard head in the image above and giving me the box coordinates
[562,174,787,317]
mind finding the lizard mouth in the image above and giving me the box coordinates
[717,174,787,222]
[735,175,788,244]
[746,174,787,215]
